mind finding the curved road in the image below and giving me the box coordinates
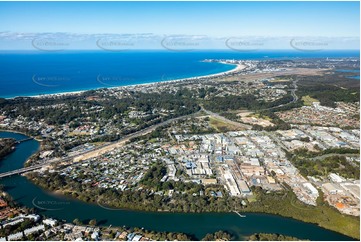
[257,79,299,112]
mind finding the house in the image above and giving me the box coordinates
[24,225,45,236]
[43,218,57,227]
[132,234,143,241]
[8,232,23,241]
[91,231,99,240]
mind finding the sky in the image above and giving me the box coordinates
[0,1,359,50]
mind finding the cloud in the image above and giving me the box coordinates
[0,32,359,50]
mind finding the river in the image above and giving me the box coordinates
[0,131,355,240]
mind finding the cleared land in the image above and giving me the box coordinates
[209,117,244,132]
[301,95,319,106]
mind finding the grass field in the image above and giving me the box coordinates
[301,95,319,106]
[269,78,291,83]
[209,117,242,132]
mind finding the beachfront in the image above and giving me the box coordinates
[17,61,244,99]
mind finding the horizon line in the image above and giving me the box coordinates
[0,49,360,52]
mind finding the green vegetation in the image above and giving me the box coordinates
[123,227,193,241]
[0,90,199,126]
[0,89,200,147]
[28,166,360,239]
[293,155,359,179]
[201,230,232,241]
[142,230,192,241]
[0,138,16,160]
[295,74,360,108]
[209,117,242,132]
[88,219,97,226]
[72,218,82,225]
[28,164,245,213]
[248,233,302,241]
[243,187,360,240]
[0,89,201,157]
[288,148,360,179]
[0,218,34,238]
[252,111,291,131]
[301,95,319,106]
[203,94,294,113]
[292,147,360,157]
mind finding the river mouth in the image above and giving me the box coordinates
[0,131,356,241]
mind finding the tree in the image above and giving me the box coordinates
[89,219,97,226]
[73,218,81,225]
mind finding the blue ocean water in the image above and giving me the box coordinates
[0,50,359,98]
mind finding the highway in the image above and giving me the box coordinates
[0,111,201,179]
[0,165,43,178]
[257,79,299,112]
[0,106,265,179]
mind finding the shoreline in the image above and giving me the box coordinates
[0,129,42,142]
[0,129,42,167]
[4,62,245,100]
[23,176,360,241]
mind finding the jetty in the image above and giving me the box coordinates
[234,211,246,218]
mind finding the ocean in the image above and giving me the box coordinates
[0,50,359,98]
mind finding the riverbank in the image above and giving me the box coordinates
[243,188,360,240]
[0,138,16,160]
[0,129,42,142]
[0,177,354,240]
[2,129,359,240]
[0,130,358,240]
[27,170,359,240]
[0,129,43,167]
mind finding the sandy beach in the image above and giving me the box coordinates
[15,62,246,99]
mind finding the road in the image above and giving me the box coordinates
[0,111,201,179]
[0,165,44,178]
[0,106,252,179]
[308,153,359,161]
[266,131,289,151]
[257,79,299,112]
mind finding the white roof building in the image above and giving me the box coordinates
[303,182,319,196]
[91,231,99,240]
[132,235,143,241]
[8,232,23,241]
[43,218,57,227]
[329,173,345,183]
[24,225,45,236]
[322,183,344,195]
[24,214,41,222]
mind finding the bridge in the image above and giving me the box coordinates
[15,137,34,144]
[0,165,43,178]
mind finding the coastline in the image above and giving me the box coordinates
[5,62,245,100]
[1,56,359,240]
